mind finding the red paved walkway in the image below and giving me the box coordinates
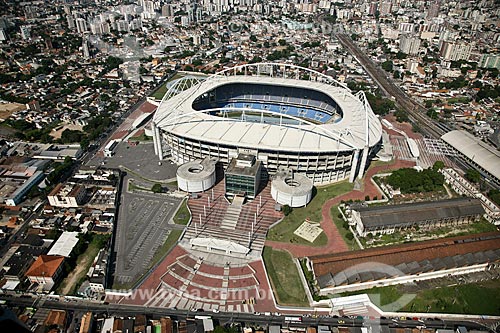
[265,159,416,258]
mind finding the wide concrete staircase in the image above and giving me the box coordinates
[220,204,242,230]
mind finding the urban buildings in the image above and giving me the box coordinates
[48,184,87,208]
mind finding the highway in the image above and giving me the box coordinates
[0,295,494,331]
[334,33,447,140]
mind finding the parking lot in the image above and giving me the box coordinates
[113,179,182,287]
[86,138,186,287]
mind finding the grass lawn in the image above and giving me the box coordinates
[150,73,183,100]
[130,133,152,141]
[262,247,309,307]
[330,205,360,251]
[173,199,191,225]
[267,181,353,246]
[57,234,110,295]
[341,285,405,309]
[401,281,500,315]
[150,72,204,100]
[128,181,151,192]
[367,159,394,170]
[341,281,500,315]
[149,229,183,268]
[151,83,168,100]
[168,181,178,187]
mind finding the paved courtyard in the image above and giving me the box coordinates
[89,141,178,183]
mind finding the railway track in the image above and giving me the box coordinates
[330,31,500,190]
[335,33,447,139]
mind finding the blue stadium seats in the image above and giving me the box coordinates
[191,83,340,123]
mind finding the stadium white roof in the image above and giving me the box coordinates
[154,70,382,153]
[441,130,500,181]
[47,231,79,257]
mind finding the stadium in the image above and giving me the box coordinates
[152,63,383,184]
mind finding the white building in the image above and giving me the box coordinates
[47,232,80,257]
[76,18,88,33]
[20,25,31,40]
[47,184,86,208]
[399,34,421,55]
[440,41,474,61]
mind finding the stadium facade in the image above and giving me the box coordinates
[153,63,382,185]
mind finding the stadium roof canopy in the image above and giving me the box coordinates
[441,130,500,181]
[154,63,382,153]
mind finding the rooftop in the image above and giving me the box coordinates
[155,65,382,153]
[47,232,79,257]
[44,310,66,327]
[311,232,500,282]
[25,255,64,278]
[226,154,261,177]
[442,130,500,181]
[176,157,217,181]
[271,169,313,196]
[354,197,485,229]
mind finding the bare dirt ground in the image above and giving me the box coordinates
[58,246,98,295]
[49,123,84,139]
[0,102,24,121]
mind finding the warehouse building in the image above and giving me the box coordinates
[352,197,485,237]
[310,232,500,294]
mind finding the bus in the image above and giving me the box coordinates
[194,315,212,320]
[284,316,302,323]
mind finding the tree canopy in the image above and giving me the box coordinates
[365,92,395,115]
[386,167,444,193]
[465,168,481,183]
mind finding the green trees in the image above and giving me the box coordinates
[475,84,500,101]
[46,157,74,185]
[104,56,123,70]
[427,109,439,119]
[60,129,85,144]
[151,184,163,193]
[282,204,292,216]
[465,169,481,183]
[394,109,409,123]
[438,76,468,89]
[365,92,395,115]
[488,189,500,206]
[432,161,445,171]
[381,60,393,72]
[395,51,407,60]
[386,167,444,193]
[83,115,113,140]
